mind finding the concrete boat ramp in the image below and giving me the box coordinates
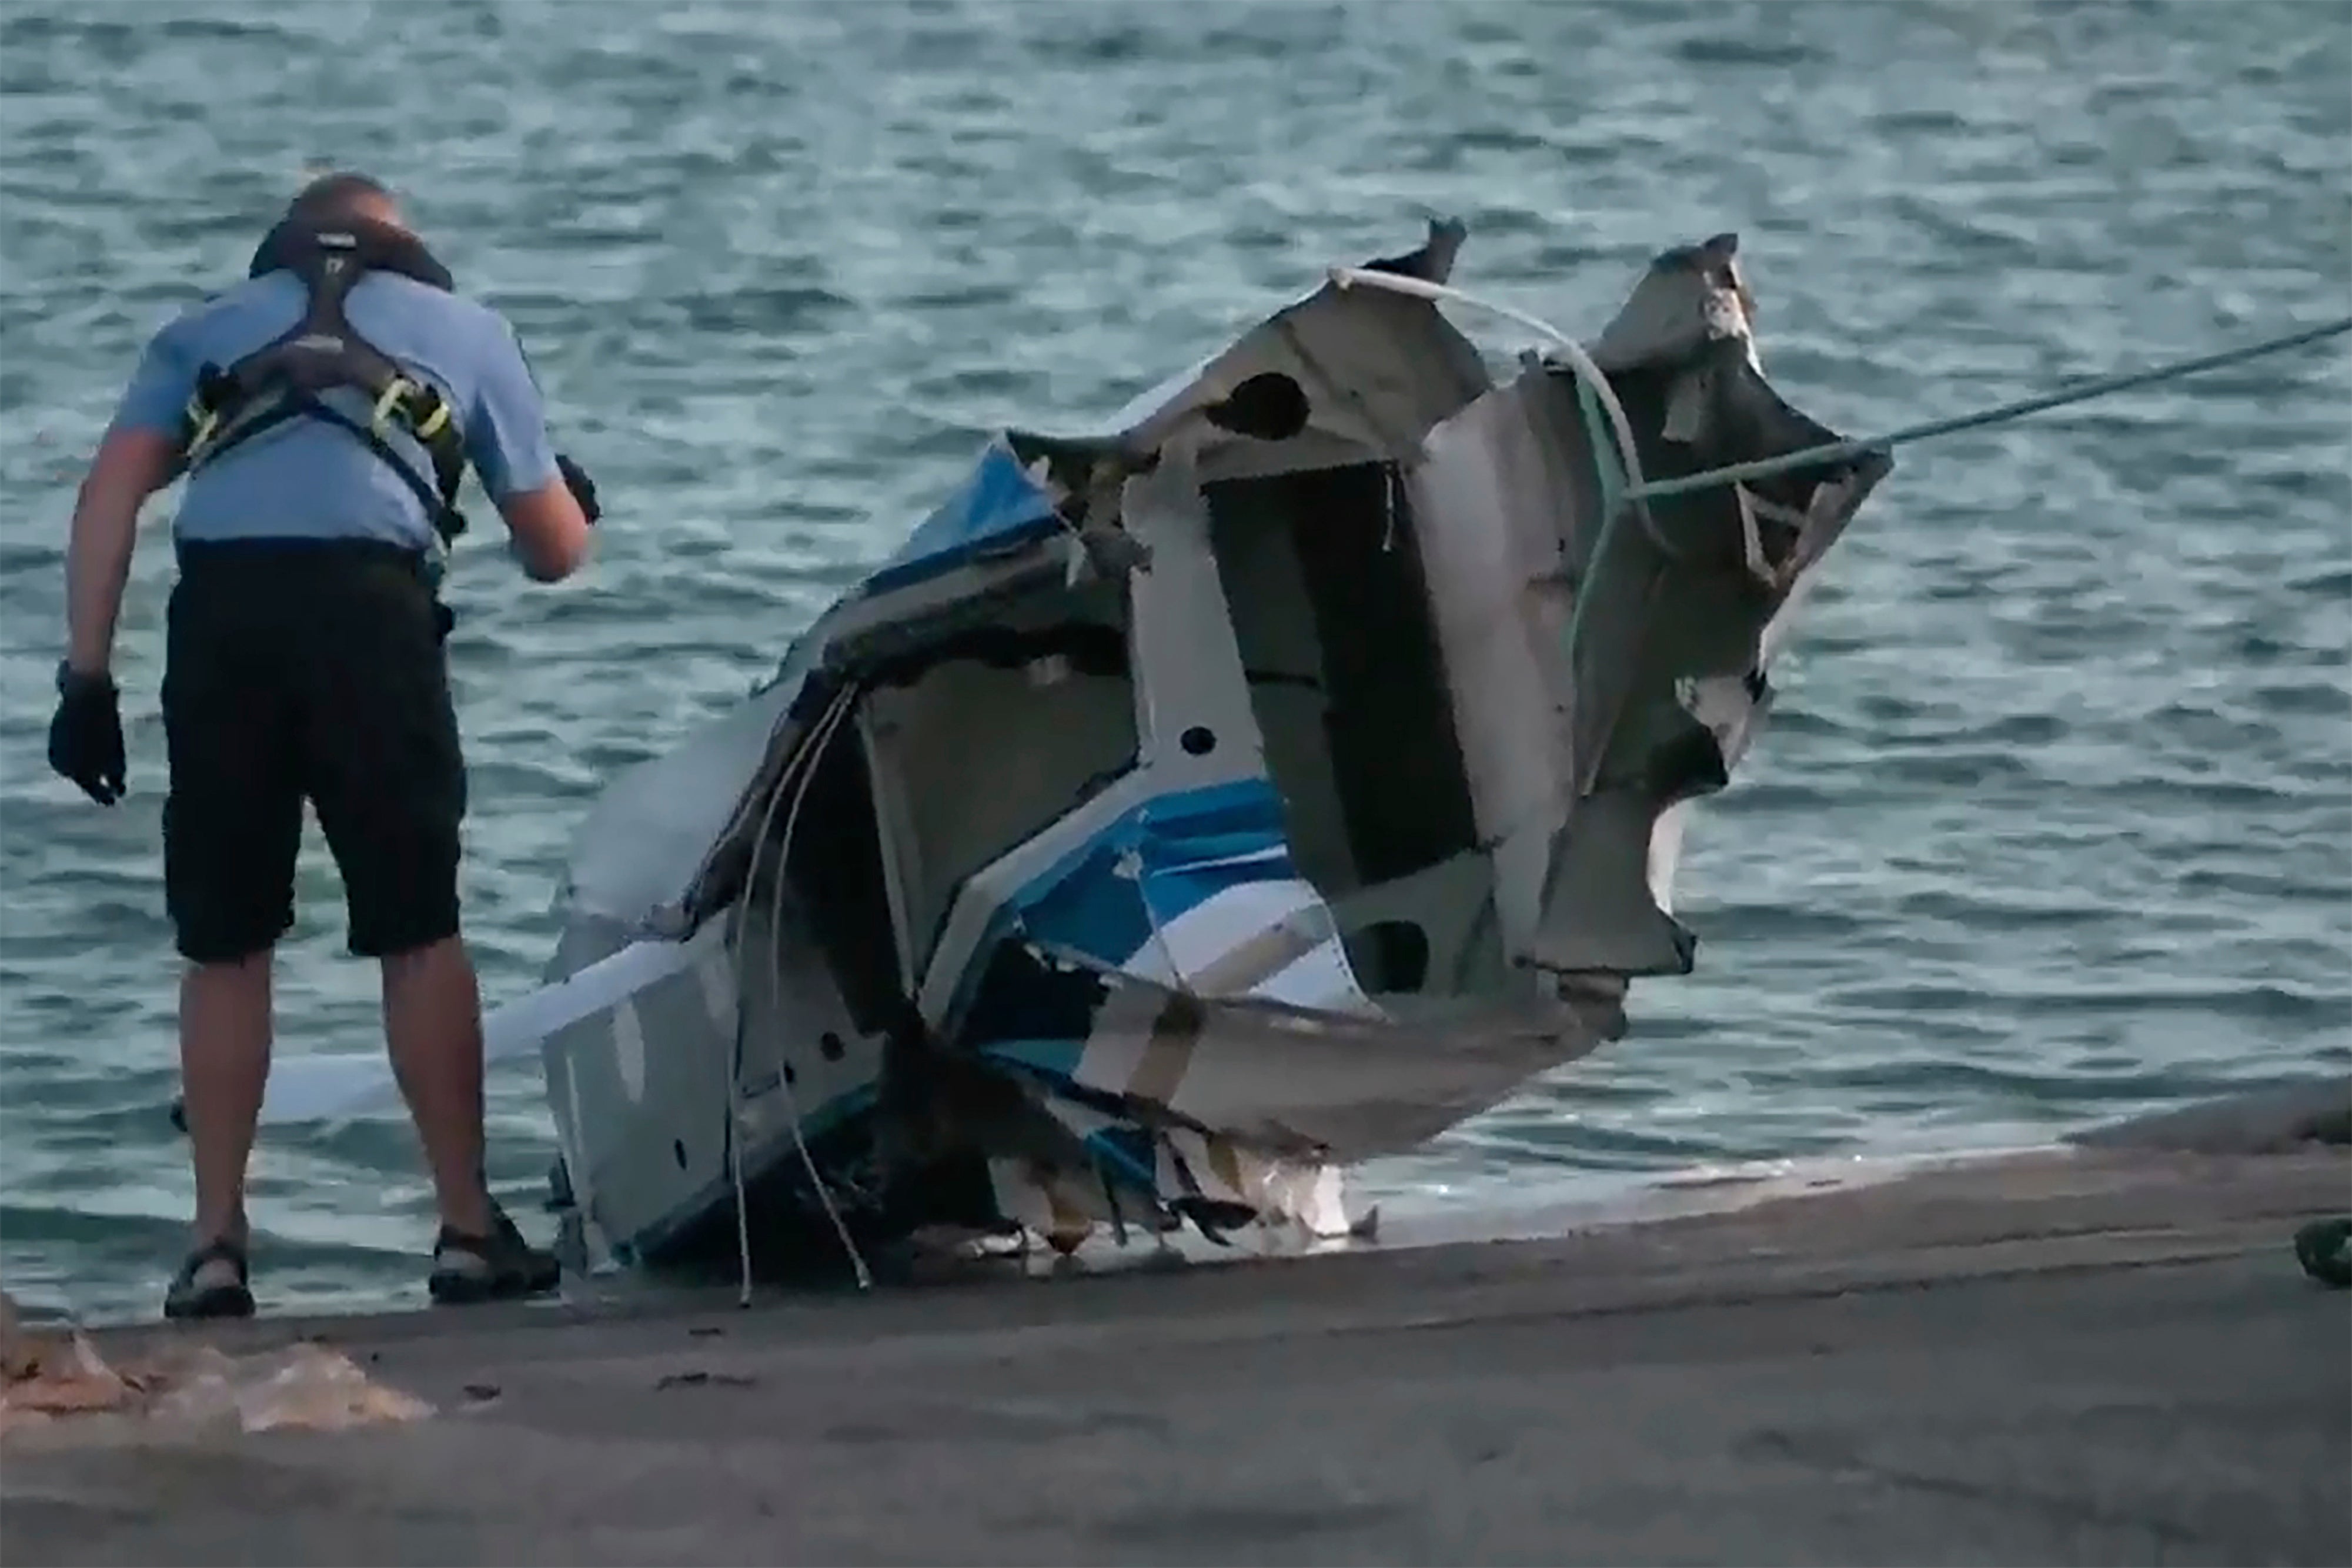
[3,1083,2346,1566]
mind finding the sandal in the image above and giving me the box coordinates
[427,1199,561,1306]
[163,1236,255,1321]
[2295,1217,2350,1289]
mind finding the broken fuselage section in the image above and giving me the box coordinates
[534,222,1892,1276]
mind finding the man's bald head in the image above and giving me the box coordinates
[283,170,405,232]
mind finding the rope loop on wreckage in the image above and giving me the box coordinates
[1327,263,2351,508]
[1332,266,2349,808]
[1623,312,2352,503]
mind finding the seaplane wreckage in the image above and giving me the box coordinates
[257,219,1896,1285]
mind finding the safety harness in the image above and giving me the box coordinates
[181,218,472,547]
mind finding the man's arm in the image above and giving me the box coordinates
[67,329,193,676]
[465,315,594,583]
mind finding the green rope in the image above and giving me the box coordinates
[1627,314,2352,503]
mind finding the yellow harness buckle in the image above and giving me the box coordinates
[183,397,221,461]
[369,377,412,434]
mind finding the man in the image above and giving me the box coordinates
[46,171,601,1319]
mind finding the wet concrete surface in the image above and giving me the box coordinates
[4,1088,2346,1567]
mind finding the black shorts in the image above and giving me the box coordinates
[161,538,467,964]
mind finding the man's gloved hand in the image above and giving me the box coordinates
[48,663,126,806]
[556,453,601,525]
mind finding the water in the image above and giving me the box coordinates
[1,0,2344,1326]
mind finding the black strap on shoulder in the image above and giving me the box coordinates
[184,220,472,544]
[245,216,456,290]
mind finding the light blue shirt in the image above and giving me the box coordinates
[109,269,560,552]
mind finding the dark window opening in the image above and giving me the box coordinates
[776,716,902,1035]
[1204,461,1479,902]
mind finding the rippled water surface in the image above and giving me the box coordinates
[2,0,2346,1323]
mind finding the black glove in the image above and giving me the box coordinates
[556,452,601,525]
[48,663,125,807]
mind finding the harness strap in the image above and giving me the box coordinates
[182,222,472,546]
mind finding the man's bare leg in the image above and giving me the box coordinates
[380,935,499,1239]
[180,951,273,1248]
